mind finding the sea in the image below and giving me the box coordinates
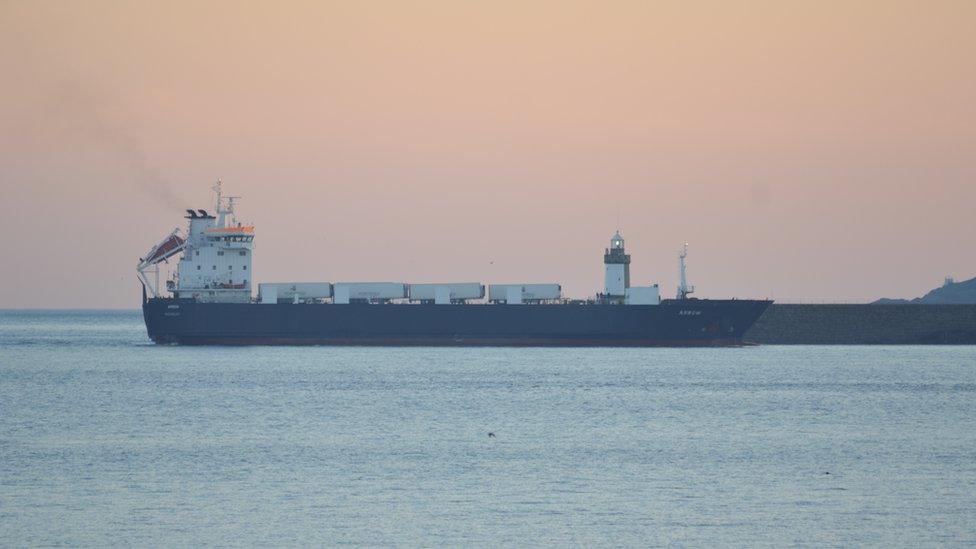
[1,310,975,547]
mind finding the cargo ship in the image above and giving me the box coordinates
[138,184,771,346]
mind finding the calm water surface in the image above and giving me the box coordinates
[2,310,975,546]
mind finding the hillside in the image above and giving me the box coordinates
[875,276,976,305]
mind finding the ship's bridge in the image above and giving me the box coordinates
[204,225,255,245]
[205,226,255,235]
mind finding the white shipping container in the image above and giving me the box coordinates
[333,282,408,302]
[624,285,661,305]
[488,284,561,302]
[506,286,523,305]
[260,285,277,304]
[259,282,332,302]
[408,283,484,301]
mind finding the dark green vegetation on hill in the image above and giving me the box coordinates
[875,276,976,305]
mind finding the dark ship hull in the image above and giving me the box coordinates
[142,297,772,347]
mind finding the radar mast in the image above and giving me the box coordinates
[677,243,695,299]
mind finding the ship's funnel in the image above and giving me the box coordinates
[186,209,198,218]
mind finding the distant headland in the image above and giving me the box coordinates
[875,276,976,305]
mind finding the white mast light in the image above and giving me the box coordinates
[677,243,695,300]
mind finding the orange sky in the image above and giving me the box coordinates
[1,1,974,308]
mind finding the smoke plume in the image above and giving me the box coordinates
[42,80,187,210]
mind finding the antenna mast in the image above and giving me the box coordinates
[677,243,695,299]
[213,179,239,227]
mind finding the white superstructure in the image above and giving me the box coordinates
[172,182,254,303]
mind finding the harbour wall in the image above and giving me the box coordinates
[745,304,976,344]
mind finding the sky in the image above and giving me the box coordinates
[1,0,974,308]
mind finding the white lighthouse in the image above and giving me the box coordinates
[603,231,631,300]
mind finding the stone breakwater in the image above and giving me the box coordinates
[745,304,976,344]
